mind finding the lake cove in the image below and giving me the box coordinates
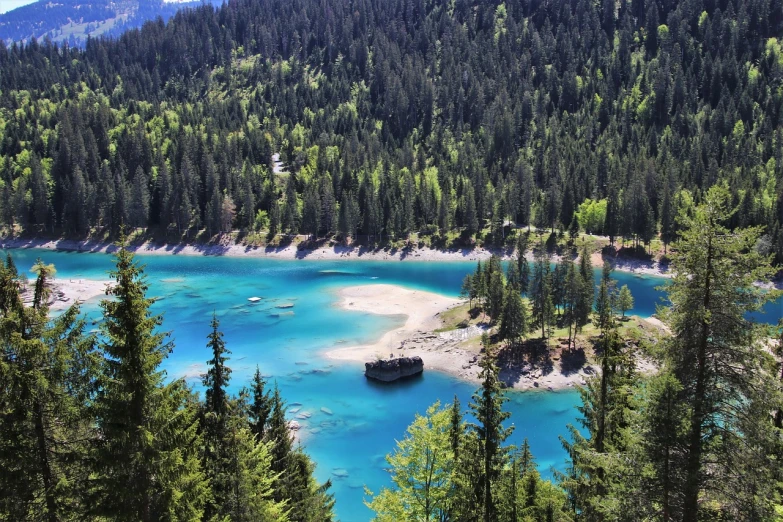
[5,248,781,520]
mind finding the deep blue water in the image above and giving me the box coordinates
[6,248,781,520]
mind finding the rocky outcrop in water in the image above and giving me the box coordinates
[365,356,424,382]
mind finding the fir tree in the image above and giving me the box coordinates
[248,365,273,440]
[92,243,207,521]
[201,313,232,521]
[0,259,97,521]
[500,283,528,348]
[662,185,779,519]
[470,350,513,522]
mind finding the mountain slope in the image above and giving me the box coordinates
[0,0,217,46]
[0,0,781,260]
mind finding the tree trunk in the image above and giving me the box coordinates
[33,400,58,522]
[683,233,712,521]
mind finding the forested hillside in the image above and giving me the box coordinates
[0,0,214,47]
[1,0,782,255]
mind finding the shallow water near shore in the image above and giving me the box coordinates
[6,248,782,520]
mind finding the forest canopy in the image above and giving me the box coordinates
[0,0,781,257]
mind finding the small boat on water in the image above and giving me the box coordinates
[247,296,262,302]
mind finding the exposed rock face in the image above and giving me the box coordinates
[365,356,424,382]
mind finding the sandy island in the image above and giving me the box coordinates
[324,284,602,391]
[25,277,112,311]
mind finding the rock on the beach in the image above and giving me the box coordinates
[365,356,424,382]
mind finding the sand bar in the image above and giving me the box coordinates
[325,284,460,362]
[30,277,111,311]
[324,284,601,391]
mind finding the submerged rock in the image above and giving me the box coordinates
[332,468,349,479]
[365,356,424,382]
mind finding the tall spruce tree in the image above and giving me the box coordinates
[248,365,273,440]
[470,350,513,522]
[500,283,528,348]
[92,243,207,521]
[531,245,555,339]
[201,316,288,522]
[661,185,779,520]
[267,383,334,521]
[201,313,232,521]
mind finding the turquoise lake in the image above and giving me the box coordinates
[6,248,781,521]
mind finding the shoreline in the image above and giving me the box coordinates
[0,236,673,277]
[324,284,597,391]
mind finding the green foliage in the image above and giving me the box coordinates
[371,361,572,522]
[531,244,555,339]
[470,351,513,522]
[0,256,98,521]
[660,185,779,520]
[499,283,528,346]
[575,199,607,235]
[365,402,455,521]
[0,0,779,261]
[0,248,326,521]
[617,285,633,318]
[92,244,209,520]
[201,315,289,522]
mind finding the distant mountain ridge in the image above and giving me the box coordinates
[0,0,218,46]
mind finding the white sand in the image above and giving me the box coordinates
[324,284,600,391]
[325,284,461,362]
[45,277,111,311]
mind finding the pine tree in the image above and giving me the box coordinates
[201,312,232,521]
[558,325,633,520]
[487,265,505,323]
[518,254,530,296]
[563,260,581,348]
[470,350,513,522]
[460,273,476,310]
[500,283,528,348]
[302,183,321,240]
[595,262,616,334]
[463,185,479,237]
[282,174,300,234]
[204,313,231,421]
[248,365,273,440]
[92,243,207,521]
[267,383,334,521]
[0,259,97,521]
[506,262,521,292]
[201,317,288,522]
[617,285,633,318]
[659,179,675,254]
[531,245,554,339]
[576,245,594,332]
[662,185,779,520]
[638,371,687,521]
